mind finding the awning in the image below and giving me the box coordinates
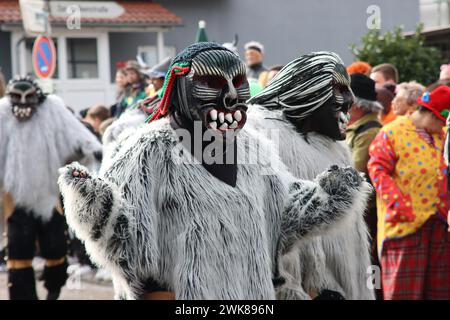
[403,25,450,38]
[0,0,182,29]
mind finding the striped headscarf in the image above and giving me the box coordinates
[248,51,352,121]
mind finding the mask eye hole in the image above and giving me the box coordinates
[9,93,21,101]
[194,75,227,90]
[232,75,246,88]
[333,84,353,112]
[25,93,37,102]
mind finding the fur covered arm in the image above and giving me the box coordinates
[58,126,165,299]
[58,162,126,244]
[279,165,370,255]
[58,162,143,299]
[55,96,103,165]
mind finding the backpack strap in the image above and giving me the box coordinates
[354,120,382,136]
[349,120,382,148]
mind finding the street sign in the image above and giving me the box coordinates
[50,1,125,19]
[32,36,56,79]
[19,0,51,36]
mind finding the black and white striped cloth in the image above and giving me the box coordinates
[248,51,351,120]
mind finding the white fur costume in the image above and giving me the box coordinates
[103,109,147,148]
[247,105,374,300]
[58,117,371,299]
[101,109,148,170]
[0,95,102,221]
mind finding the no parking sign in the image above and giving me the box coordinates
[32,36,56,79]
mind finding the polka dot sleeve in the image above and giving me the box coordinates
[368,131,415,223]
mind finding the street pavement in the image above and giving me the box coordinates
[0,270,114,300]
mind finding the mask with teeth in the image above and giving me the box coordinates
[248,51,354,141]
[6,77,46,122]
[147,43,250,135]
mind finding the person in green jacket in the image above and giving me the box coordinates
[346,73,383,298]
[115,60,147,118]
[346,73,383,175]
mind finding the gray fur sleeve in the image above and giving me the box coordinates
[58,162,123,243]
[279,165,371,256]
[58,162,132,293]
[52,95,103,165]
[58,127,166,299]
[58,161,143,298]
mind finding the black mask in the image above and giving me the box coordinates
[247,51,354,141]
[170,48,250,135]
[6,77,46,122]
[298,82,354,141]
[149,43,251,187]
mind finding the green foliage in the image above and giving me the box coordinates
[350,25,444,86]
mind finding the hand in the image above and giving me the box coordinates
[316,165,365,196]
[72,169,89,178]
[447,210,450,232]
[58,162,91,186]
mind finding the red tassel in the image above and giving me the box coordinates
[146,65,191,123]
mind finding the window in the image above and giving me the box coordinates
[138,46,176,68]
[25,38,59,79]
[67,38,98,79]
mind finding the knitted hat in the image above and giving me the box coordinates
[416,85,450,122]
[350,73,377,101]
[346,61,371,75]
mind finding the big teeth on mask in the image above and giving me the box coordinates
[209,122,217,130]
[225,113,233,123]
[210,109,217,121]
[219,112,225,123]
[229,121,238,129]
[234,110,242,122]
[219,123,228,130]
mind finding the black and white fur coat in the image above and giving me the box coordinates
[58,117,371,299]
[0,95,102,221]
[103,109,147,149]
[247,105,374,300]
[102,109,147,170]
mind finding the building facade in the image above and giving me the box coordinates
[0,0,420,111]
[0,0,181,111]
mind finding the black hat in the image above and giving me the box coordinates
[350,73,377,101]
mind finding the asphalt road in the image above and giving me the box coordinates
[0,270,114,300]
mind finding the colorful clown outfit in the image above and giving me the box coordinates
[368,86,450,300]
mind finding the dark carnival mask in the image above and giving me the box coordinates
[6,77,46,121]
[147,42,250,135]
[248,52,354,141]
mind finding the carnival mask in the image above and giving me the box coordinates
[143,43,250,185]
[6,77,45,121]
[248,51,354,141]
[165,45,250,134]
